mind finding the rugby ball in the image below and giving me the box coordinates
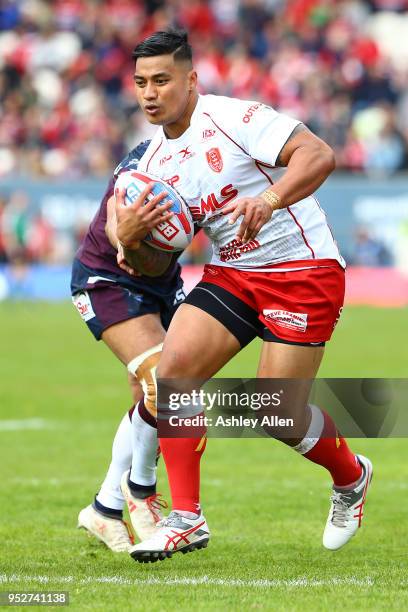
[115,170,193,252]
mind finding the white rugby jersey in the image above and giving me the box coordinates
[137,94,345,271]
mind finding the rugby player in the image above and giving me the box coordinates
[115,29,373,562]
[71,142,183,552]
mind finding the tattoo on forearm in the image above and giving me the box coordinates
[275,124,308,167]
[123,243,172,277]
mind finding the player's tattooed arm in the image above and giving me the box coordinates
[106,185,174,276]
[122,242,173,277]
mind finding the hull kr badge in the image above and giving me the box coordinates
[206,147,223,173]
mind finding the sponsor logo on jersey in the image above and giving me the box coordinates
[160,154,172,166]
[263,309,308,332]
[178,146,195,162]
[219,239,260,262]
[190,184,238,218]
[206,147,223,173]
[242,103,262,123]
[72,291,96,322]
[173,288,186,305]
[202,129,216,141]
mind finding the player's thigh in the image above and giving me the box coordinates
[158,303,241,379]
[72,278,168,404]
[257,341,325,378]
[103,315,165,404]
[102,313,166,365]
[72,280,167,365]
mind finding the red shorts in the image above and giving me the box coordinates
[201,260,345,344]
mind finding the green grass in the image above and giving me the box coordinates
[0,303,407,610]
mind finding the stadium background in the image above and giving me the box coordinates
[1,1,407,609]
[1,0,408,301]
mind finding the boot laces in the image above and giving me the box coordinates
[330,491,352,528]
[145,493,168,523]
[157,511,184,528]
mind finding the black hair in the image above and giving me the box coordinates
[132,29,192,63]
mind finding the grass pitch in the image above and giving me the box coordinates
[0,302,407,610]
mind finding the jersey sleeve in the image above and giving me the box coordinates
[103,178,115,201]
[210,96,301,166]
[113,140,151,180]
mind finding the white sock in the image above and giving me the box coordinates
[130,402,158,487]
[96,411,132,511]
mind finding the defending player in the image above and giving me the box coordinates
[71,142,183,552]
[115,30,373,562]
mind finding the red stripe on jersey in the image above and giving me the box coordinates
[203,116,317,261]
[203,112,249,155]
[287,206,315,259]
[255,158,277,169]
[312,194,342,261]
[255,160,316,259]
[146,138,163,172]
[255,160,274,184]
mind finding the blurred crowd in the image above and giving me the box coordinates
[0,189,84,264]
[1,0,408,179]
[0,0,406,270]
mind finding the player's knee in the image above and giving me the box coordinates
[156,350,194,379]
[127,343,163,417]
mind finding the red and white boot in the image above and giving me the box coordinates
[129,511,210,563]
[323,455,373,550]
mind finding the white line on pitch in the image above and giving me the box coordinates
[9,477,87,486]
[0,419,51,431]
[0,575,376,588]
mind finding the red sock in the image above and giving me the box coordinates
[159,433,206,514]
[297,407,362,487]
